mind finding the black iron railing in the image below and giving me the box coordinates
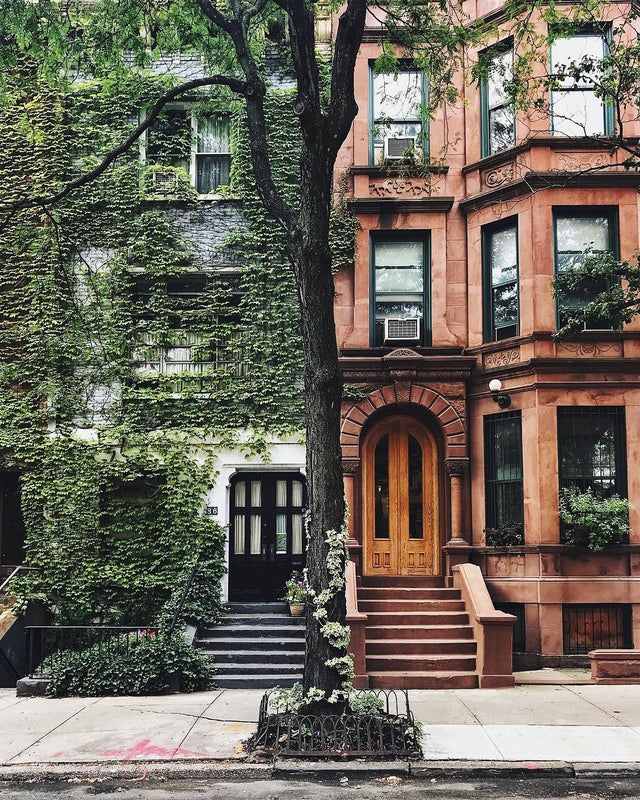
[25,626,159,677]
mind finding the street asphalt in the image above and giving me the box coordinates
[1,669,638,782]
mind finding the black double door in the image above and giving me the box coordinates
[228,472,306,602]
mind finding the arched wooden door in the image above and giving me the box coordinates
[362,416,439,576]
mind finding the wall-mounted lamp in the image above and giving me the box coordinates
[489,378,511,409]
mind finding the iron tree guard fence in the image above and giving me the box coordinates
[251,688,422,760]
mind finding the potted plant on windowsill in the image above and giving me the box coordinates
[283,571,308,617]
[558,487,631,552]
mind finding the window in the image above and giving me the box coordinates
[557,406,626,498]
[563,605,631,654]
[371,236,430,346]
[483,219,519,341]
[554,208,617,330]
[131,272,247,385]
[0,473,25,565]
[484,411,524,545]
[370,67,425,165]
[550,30,612,137]
[144,107,231,196]
[480,45,515,156]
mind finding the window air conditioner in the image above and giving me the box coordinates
[384,136,417,160]
[384,317,420,342]
[147,168,179,196]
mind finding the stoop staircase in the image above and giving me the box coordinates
[358,576,479,689]
[195,602,305,688]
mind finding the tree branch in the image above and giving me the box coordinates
[0,75,247,215]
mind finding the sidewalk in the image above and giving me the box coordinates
[1,678,639,780]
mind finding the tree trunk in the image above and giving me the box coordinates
[288,151,346,697]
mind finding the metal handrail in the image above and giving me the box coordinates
[0,566,40,596]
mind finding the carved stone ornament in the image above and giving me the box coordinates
[445,459,469,477]
[385,348,419,359]
[483,349,520,369]
[342,460,360,476]
[557,152,610,172]
[483,163,515,188]
[556,341,623,357]
[393,381,412,403]
[426,381,466,399]
[369,178,431,198]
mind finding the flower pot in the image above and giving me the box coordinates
[288,603,305,617]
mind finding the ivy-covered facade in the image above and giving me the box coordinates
[0,55,309,624]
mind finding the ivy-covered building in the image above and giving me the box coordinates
[2,1,640,689]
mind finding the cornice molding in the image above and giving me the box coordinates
[348,196,455,214]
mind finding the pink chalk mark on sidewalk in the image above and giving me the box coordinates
[100,739,207,760]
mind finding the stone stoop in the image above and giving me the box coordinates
[358,576,479,689]
[195,602,305,689]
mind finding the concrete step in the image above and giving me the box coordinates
[367,671,479,689]
[226,603,288,614]
[366,653,477,672]
[366,638,477,655]
[358,599,466,612]
[365,624,474,640]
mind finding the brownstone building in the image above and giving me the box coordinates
[334,1,640,687]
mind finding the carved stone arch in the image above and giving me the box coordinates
[340,381,467,461]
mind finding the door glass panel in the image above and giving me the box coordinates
[235,481,246,507]
[408,435,424,539]
[250,514,261,554]
[374,435,390,539]
[276,480,287,507]
[234,514,245,554]
[291,480,303,507]
[276,513,287,553]
[250,481,261,506]
[292,514,303,554]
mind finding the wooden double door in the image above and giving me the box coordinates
[228,472,306,602]
[362,416,439,576]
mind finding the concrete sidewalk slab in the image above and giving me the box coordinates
[439,685,625,726]
[485,724,640,762]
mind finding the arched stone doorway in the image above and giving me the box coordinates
[361,414,439,576]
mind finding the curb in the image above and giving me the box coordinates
[0,759,638,783]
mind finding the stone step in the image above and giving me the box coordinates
[196,636,306,651]
[365,624,474,640]
[225,603,288,614]
[363,611,470,626]
[366,638,477,656]
[214,674,302,689]
[367,671,478,690]
[209,650,304,665]
[212,614,305,626]
[357,587,461,601]
[358,599,465,613]
[199,624,305,638]
[212,662,303,676]
[360,576,445,588]
[366,653,477,672]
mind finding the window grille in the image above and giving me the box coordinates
[562,604,631,654]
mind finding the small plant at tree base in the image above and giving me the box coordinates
[559,487,631,552]
[282,571,308,605]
